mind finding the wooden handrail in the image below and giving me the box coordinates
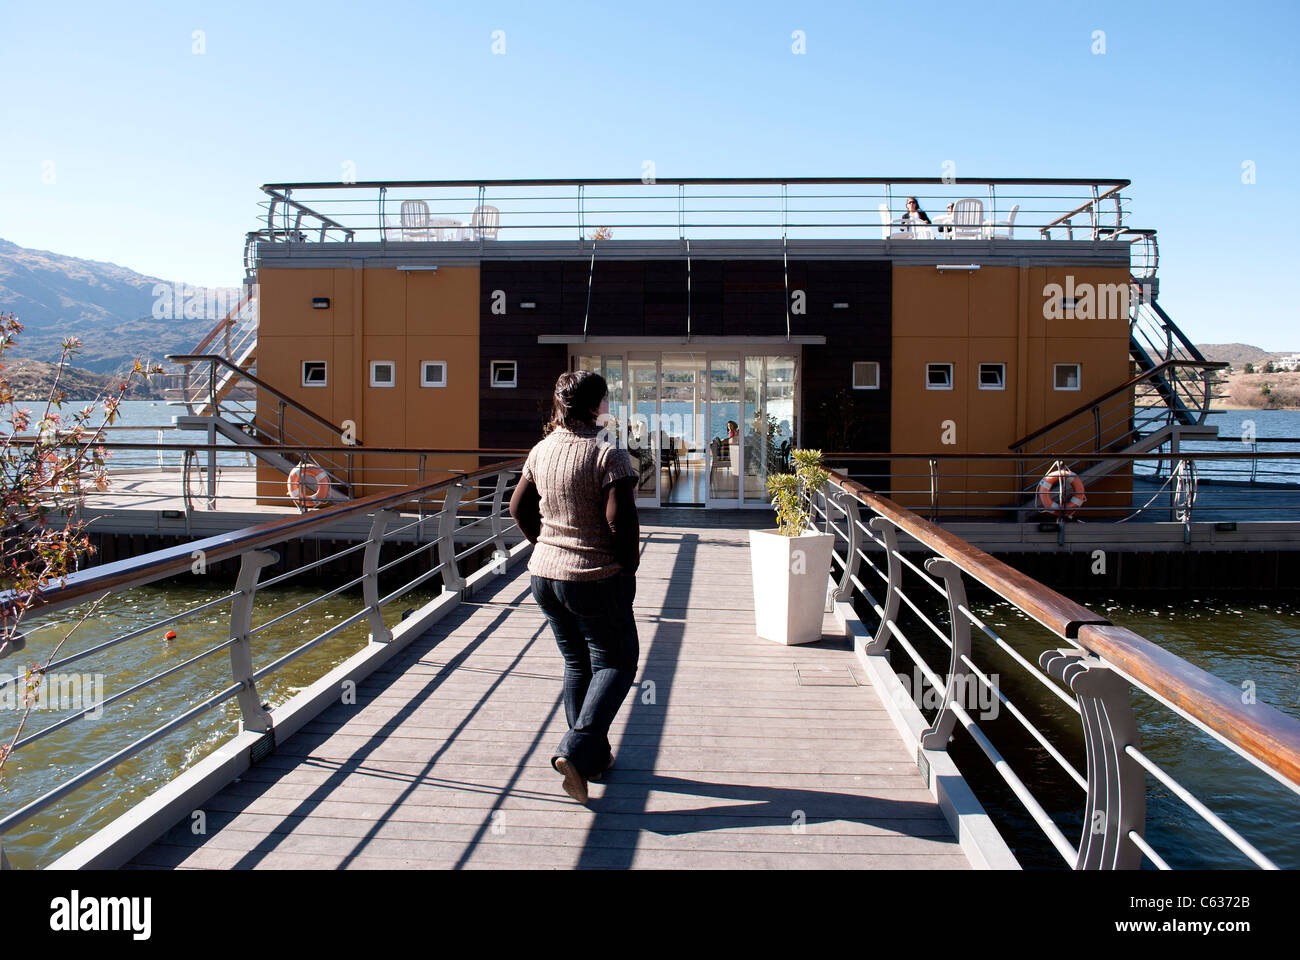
[167,354,351,441]
[187,293,253,357]
[1074,624,1300,788]
[827,470,1109,639]
[4,458,525,617]
[1008,359,1226,451]
[827,469,1300,788]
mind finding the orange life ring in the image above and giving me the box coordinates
[287,464,331,508]
[1037,468,1086,518]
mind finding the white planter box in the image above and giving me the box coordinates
[749,528,835,645]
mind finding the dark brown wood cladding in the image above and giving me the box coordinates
[479,259,892,460]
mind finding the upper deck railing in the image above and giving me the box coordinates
[251,176,1137,249]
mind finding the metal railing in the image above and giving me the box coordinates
[816,469,1300,868]
[249,177,1134,246]
[0,457,524,866]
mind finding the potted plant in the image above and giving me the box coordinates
[749,449,834,645]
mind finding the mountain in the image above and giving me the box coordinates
[1196,343,1294,367]
[0,238,237,375]
[1,357,160,401]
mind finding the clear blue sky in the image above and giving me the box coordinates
[1,0,1296,347]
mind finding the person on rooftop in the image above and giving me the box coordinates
[901,197,932,232]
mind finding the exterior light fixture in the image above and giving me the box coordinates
[520,301,537,309]
[833,302,850,309]
[311,297,330,309]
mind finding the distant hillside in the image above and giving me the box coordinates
[1197,343,1294,367]
[2,357,160,401]
[0,238,237,374]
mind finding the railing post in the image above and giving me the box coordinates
[928,458,939,522]
[362,510,395,643]
[438,481,468,593]
[1040,648,1145,869]
[229,550,278,734]
[918,558,972,751]
[489,469,510,573]
[830,489,861,602]
[865,518,900,655]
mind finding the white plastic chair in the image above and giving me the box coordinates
[986,203,1019,240]
[878,203,893,239]
[400,200,433,240]
[951,199,985,239]
[468,205,500,240]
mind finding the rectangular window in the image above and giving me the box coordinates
[978,362,1006,390]
[302,361,327,387]
[491,360,518,388]
[926,362,953,390]
[852,361,880,390]
[1054,363,1081,391]
[421,361,447,388]
[369,361,395,387]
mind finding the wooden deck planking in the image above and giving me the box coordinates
[126,518,969,870]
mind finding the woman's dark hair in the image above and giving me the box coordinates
[548,370,607,433]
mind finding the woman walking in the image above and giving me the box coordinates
[508,370,641,803]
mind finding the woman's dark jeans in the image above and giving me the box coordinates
[531,571,639,778]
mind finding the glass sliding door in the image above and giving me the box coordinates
[658,353,706,506]
[742,355,798,504]
[628,357,659,506]
[707,357,741,503]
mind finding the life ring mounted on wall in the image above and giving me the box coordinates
[1037,464,1087,518]
[287,463,332,510]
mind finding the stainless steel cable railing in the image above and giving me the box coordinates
[0,457,524,864]
[816,469,1300,869]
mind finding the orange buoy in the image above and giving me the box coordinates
[165,630,177,641]
[1037,467,1086,518]
[287,464,331,509]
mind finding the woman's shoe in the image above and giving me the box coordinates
[553,756,588,803]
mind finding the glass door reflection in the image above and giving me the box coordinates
[658,353,705,506]
[707,358,741,503]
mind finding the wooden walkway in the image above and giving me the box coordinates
[125,514,969,869]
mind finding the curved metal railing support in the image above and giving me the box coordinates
[363,510,396,643]
[865,517,900,655]
[230,550,278,733]
[830,489,861,602]
[438,482,468,593]
[919,558,972,751]
[1041,648,1145,869]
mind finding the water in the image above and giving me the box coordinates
[0,573,441,869]
[901,593,1300,870]
[1135,409,1300,483]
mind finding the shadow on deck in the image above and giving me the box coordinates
[125,516,968,869]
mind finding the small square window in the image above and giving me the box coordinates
[491,360,518,388]
[421,361,447,388]
[370,361,395,387]
[1054,363,1081,391]
[852,361,880,390]
[926,363,953,390]
[302,361,327,387]
[978,363,1006,390]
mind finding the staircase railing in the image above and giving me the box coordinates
[167,354,359,499]
[163,294,260,416]
[1008,359,1227,497]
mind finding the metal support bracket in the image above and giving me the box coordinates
[919,558,972,751]
[363,510,396,643]
[1040,647,1145,869]
[229,550,278,733]
[831,490,862,603]
[865,518,900,655]
[438,482,468,594]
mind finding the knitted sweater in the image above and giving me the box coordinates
[522,424,637,581]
